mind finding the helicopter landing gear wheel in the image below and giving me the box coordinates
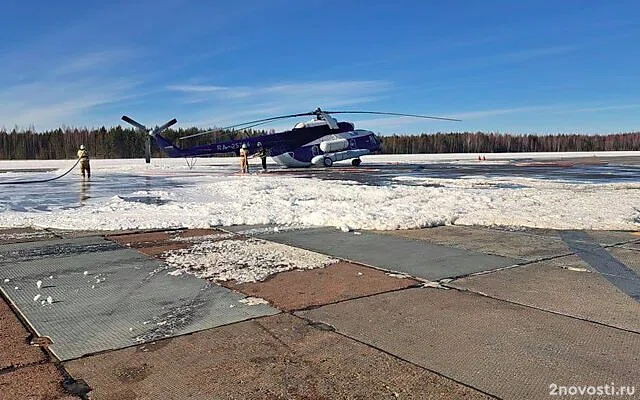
[323,157,333,167]
[351,158,361,166]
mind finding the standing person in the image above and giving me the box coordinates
[239,143,249,173]
[77,145,90,178]
[255,144,268,172]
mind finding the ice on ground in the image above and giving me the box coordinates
[162,237,339,283]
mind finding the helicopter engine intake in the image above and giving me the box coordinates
[319,138,349,152]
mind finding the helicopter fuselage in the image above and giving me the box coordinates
[152,120,381,168]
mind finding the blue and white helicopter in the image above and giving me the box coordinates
[122,108,459,168]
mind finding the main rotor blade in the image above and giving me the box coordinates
[220,111,316,130]
[324,111,461,122]
[178,129,219,141]
[178,112,315,141]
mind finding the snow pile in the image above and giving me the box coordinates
[163,237,339,283]
[0,157,639,232]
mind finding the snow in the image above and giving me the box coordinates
[163,237,339,283]
[0,155,639,232]
[238,297,269,306]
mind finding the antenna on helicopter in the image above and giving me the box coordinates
[177,108,460,141]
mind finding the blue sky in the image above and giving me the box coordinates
[1,0,639,135]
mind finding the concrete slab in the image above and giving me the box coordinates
[491,226,640,246]
[64,314,492,400]
[299,288,640,400]
[224,261,420,311]
[0,227,57,244]
[381,225,572,261]
[587,230,640,246]
[609,247,640,274]
[620,241,640,251]
[0,242,279,361]
[0,299,45,369]
[450,256,640,332]
[561,232,640,302]
[0,363,74,400]
[257,227,523,281]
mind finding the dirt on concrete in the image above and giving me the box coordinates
[225,261,419,311]
[105,228,228,258]
[0,299,45,369]
[64,313,492,400]
[0,363,76,400]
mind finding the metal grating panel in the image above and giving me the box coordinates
[0,239,279,361]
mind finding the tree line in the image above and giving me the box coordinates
[0,126,638,160]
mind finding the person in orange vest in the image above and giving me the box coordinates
[77,145,91,178]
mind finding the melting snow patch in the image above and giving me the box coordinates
[162,237,338,283]
[239,297,269,306]
[170,233,235,242]
[564,266,590,272]
[386,272,411,279]
[423,281,448,289]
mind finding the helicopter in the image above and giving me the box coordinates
[121,108,460,168]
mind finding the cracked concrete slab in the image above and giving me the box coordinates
[298,288,640,400]
[64,313,493,400]
[380,225,572,261]
[449,255,640,332]
[223,261,420,311]
[256,227,523,281]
